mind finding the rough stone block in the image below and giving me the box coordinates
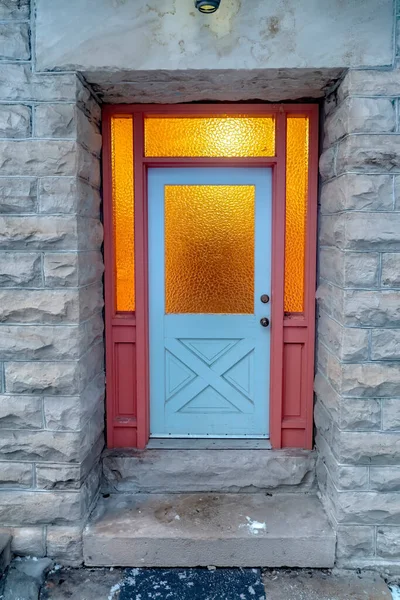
[314,403,335,450]
[319,146,336,181]
[0,430,80,462]
[77,179,101,218]
[0,178,37,213]
[77,217,103,251]
[341,362,400,398]
[43,396,81,431]
[394,176,400,210]
[335,430,400,465]
[336,525,375,559]
[46,525,83,565]
[0,64,76,102]
[320,212,400,252]
[316,435,369,491]
[0,289,79,323]
[76,79,101,126]
[0,526,46,557]
[38,177,101,217]
[11,527,45,556]
[77,145,101,189]
[377,527,400,559]
[43,252,78,287]
[0,462,32,489]
[0,253,41,287]
[324,98,395,147]
[322,248,379,288]
[371,330,400,360]
[315,341,342,396]
[80,407,105,462]
[35,104,75,139]
[316,282,344,323]
[79,251,104,286]
[320,174,392,214]
[0,395,43,429]
[333,487,400,525]
[382,253,400,287]
[78,373,105,427]
[0,215,78,250]
[36,464,81,490]
[382,399,400,431]
[340,399,381,431]
[370,467,400,492]
[77,108,102,156]
[317,311,368,362]
[0,22,30,60]
[81,430,104,474]
[103,447,316,494]
[0,104,30,138]
[336,135,400,174]
[0,140,76,177]
[5,361,80,395]
[79,283,104,321]
[0,490,83,525]
[0,0,30,19]
[0,324,84,361]
[78,343,104,393]
[345,290,400,327]
[38,177,77,214]
[338,69,400,101]
[314,372,340,424]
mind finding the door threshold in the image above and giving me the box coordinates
[147,438,272,450]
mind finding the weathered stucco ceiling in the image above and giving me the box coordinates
[35,0,392,73]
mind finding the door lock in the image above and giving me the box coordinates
[260,294,270,304]
[260,317,270,327]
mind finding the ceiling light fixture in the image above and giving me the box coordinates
[195,0,221,14]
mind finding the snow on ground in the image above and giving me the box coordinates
[390,585,400,600]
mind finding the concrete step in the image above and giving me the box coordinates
[83,492,335,568]
[102,448,316,494]
[0,533,11,576]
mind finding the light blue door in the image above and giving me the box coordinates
[149,168,271,437]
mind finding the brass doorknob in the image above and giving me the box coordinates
[260,317,270,327]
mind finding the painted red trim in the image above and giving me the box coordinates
[304,106,319,449]
[133,112,150,449]
[103,103,319,450]
[143,157,278,166]
[269,109,286,449]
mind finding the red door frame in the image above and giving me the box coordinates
[102,104,319,450]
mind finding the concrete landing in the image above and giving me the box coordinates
[102,448,316,494]
[83,493,335,568]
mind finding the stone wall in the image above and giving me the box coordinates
[316,64,400,572]
[0,0,104,565]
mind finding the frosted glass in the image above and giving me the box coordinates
[145,117,275,157]
[285,117,309,313]
[111,117,135,312]
[165,185,255,314]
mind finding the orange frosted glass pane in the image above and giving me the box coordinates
[285,117,309,313]
[111,117,135,312]
[145,117,275,157]
[165,185,254,314]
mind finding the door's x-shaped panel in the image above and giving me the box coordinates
[165,338,255,415]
